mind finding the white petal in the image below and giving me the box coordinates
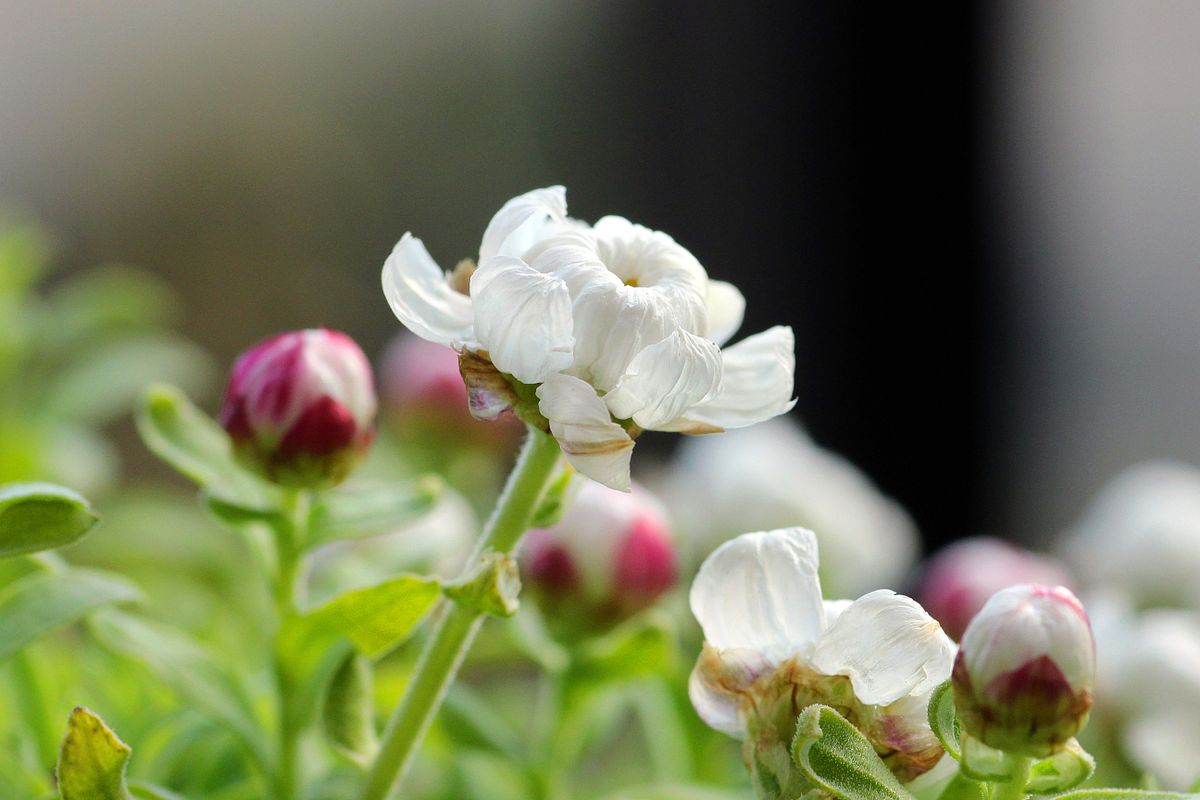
[470,256,574,384]
[683,326,797,429]
[536,373,634,491]
[688,646,773,738]
[381,233,475,348]
[529,237,618,297]
[823,598,854,627]
[705,280,745,346]
[605,330,722,430]
[689,528,826,664]
[479,186,567,261]
[811,589,956,706]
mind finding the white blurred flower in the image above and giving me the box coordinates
[1087,594,1200,790]
[688,527,955,782]
[381,186,796,491]
[953,584,1095,758]
[661,416,917,596]
[1059,460,1200,609]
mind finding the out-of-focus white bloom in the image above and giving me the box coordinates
[382,187,796,491]
[520,479,676,628]
[1087,594,1200,790]
[688,527,955,782]
[661,417,917,597]
[953,584,1095,758]
[1059,460,1200,609]
[918,537,1075,641]
[218,329,376,489]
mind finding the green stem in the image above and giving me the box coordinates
[273,489,309,800]
[992,755,1032,800]
[362,428,563,800]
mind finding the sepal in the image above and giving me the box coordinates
[790,704,917,800]
[445,552,521,618]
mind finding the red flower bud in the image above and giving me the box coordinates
[219,329,376,489]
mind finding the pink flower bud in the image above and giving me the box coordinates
[918,537,1075,641]
[953,583,1096,757]
[219,329,376,489]
[521,480,677,630]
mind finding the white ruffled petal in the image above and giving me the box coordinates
[470,256,574,384]
[811,589,955,707]
[683,326,797,429]
[705,280,746,346]
[536,373,634,491]
[381,233,476,348]
[688,646,773,738]
[479,186,567,261]
[605,330,722,430]
[689,528,826,664]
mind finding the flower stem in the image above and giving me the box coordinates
[362,427,563,800]
[992,755,1032,800]
[273,488,309,800]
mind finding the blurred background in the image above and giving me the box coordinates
[2,0,1199,554]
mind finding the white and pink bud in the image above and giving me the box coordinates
[219,329,376,489]
[953,583,1096,757]
[918,537,1075,641]
[520,480,677,630]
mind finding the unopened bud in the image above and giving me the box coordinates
[953,584,1095,757]
[918,537,1074,641]
[521,480,676,631]
[219,329,376,489]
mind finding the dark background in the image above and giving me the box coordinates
[7,2,1195,555]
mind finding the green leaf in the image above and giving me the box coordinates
[88,610,271,773]
[527,466,574,529]
[321,652,378,767]
[572,613,677,683]
[284,574,442,660]
[958,732,1016,782]
[46,337,215,425]
[790,704,916,800]
[305,478,441,545]
[934,773,985,800]
[0,482,99,558]
[927,680,961,761]
[598,787,752,800]
[201,493,288,536]
[0,569,140,662]
[1026,738,1095,793]
[1049,792,1200,800]
[56,706,134,800]
[134,384,279,510]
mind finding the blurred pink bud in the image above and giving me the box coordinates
[522,480,677,628]
[219,329,376,489]
[918,537,1074,641]
[379,333,520,438]
[953,583,1096,757]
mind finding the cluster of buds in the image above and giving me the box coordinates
[520,479,677,632]
[952,583,1096,758]
[219,329,377,489]
[918,537,1074,641]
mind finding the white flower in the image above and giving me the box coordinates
[688,527,955,782]
[381,187,796,491]
[1059,460,1200,609]
[661,417,918,596]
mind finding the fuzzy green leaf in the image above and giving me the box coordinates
[305,478,441,546]
[791,704,916,800]
[958,732,1016,782]
[0,483,99,558]
[927,680,961,761]
[284,575,442,660]
[1026,738,1096,793]
[0,569,140,662]
[134,383,279,510]
[527,466,575,529]
[321,652,378,767]
[56,707,133,800]
[1049,792,1200,800]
